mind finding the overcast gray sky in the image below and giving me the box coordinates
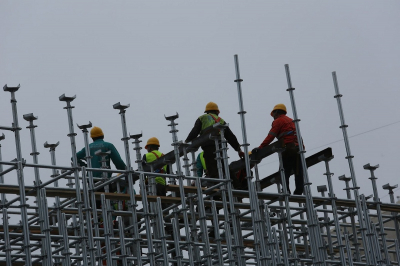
[1,1,400,203]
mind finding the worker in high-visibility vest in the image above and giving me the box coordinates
[185,102,244,180]
[196,151,207,177]
[142,137,169,199]
[252,104,304,195]
[190,151,208,187]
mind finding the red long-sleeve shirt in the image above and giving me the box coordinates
[259,114,299,149]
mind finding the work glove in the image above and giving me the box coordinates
[238,150,245,159]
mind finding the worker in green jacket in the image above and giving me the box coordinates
[76,126,126,178]
[75,126,127,210]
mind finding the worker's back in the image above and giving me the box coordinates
[76,139,126,177]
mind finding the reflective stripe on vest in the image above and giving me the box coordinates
[278,131,294,139]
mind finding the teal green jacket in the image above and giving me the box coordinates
[76,139,126,177]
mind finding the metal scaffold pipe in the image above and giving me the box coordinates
[332,71,371,264]
[284,64,326,265]
[2,84,32,264]
[233,54,268,265]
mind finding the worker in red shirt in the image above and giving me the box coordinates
[253,104,304,195]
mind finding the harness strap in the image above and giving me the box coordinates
[209,114,221,124]
[151,151,160,159]
[150,151,165,174]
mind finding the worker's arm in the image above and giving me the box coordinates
[259,121,279,149]
[75,147,87,166]
[224,126,242,152]
[141,154,148,168]
[196,155,203,177]
[109,144,126,170]
[185,119,202,143]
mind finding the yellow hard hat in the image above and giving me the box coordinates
[271,104,287,116]
[204,102,219,113]
[145,137,160,149]
[248,151,252,155]
[90,127,104,138]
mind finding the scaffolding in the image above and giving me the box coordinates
[1,55,400,266]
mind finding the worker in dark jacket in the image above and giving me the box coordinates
[253,104,304,195]
[76,126,126,178]
[185,102,244,181]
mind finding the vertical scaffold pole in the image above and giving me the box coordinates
[23,113,52,265]
[331,72,371,264]
[284,65,325,265]
[215,124,245,265]
[80,167,96,265]
[182,144,201,265]
[211,128,235,265]
[38,188,53,266]
[113,102,142,266]
[76,122,102,263]
[101,193,113,266]
[3,84,32,263]
[156,197,170,265]
[117,216,129,266]
[61,212,72,266]
[275,147,298,265]
[165,113,194,265]
[383,183,400,244]
[194,176,212,265]
[59,94,88,265]
[338,175,361,261]
[0,134,12,266]
[233,55,268,265]
[44,141,63,265]
[319,155,347,265]
[364,163,390,264]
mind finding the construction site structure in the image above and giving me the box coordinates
[1,55,400,266]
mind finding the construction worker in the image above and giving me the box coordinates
[197,151,207,177]
[185,102,244,181]
[141,137,169,200]
[252,104,304,195]
[76,126,126,177]
[190,151,207,187]
[75,126,127,208]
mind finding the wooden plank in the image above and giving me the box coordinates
[0,185,181,204]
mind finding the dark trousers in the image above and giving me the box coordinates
[282,145,304,195]
[156,183,168,210]
[202,145,224,180]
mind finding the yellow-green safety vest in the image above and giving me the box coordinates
[199,113,225,135]
[145,150,167,185]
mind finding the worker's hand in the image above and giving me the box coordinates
[238,150,245,159]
